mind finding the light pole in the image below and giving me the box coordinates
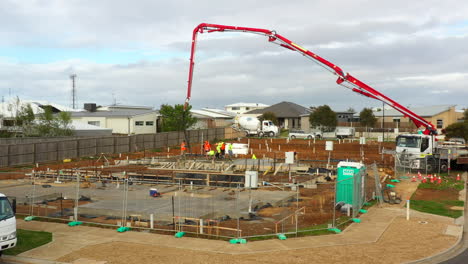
[382,102,385,141]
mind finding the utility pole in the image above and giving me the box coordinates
[70,74,77,109]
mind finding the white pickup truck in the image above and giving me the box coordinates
[288,130,322,139]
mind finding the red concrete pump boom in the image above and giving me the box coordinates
[185,23,437,135]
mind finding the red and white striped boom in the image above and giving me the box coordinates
[185,23,437,135]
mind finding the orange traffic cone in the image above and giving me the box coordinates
[422,177,427,183]
[417,171,422,180]
[437,177,442,184]
[430,175,434,183]
[456,174,461,181]
[411,176,416,182]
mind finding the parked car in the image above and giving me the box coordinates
[288,130,322,139]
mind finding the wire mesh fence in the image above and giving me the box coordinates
[394,153,445,178]
[4,160,380,240]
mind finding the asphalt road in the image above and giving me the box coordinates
[440,248,468,264]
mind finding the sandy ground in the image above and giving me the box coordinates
[49,214,458,264]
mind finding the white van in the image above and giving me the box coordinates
[0,193,16,256]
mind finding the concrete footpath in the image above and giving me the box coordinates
[2,205,463,264]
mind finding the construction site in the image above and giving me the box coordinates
[0,137,396,239]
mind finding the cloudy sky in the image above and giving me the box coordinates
[1,0,467,111]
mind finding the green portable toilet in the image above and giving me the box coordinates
[336,162,366,205]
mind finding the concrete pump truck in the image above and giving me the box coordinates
[183,23,468,173]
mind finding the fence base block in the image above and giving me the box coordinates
[352,218,361,223]
[328,228,341,234]
[68,221,83,227]
[229,238,247,244]
[175,232,186,238]
[277,234,287,240]
[24,216,36,221]
[359,209,368,213]
[117,226,131,233]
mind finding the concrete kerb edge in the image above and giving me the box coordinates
[2,255,69,264]
[405,175,467,264]
[404,223,464,264]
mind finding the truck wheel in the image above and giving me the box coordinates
[307,135,313,140]
[440,161,448,173]
[316,135,322,140]
[245,131,250,137]
[269,131,275,137]
[426,157,437,173]
[290,135,296,139]
[258,132,264,138]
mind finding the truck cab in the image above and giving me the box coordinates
[395,134,447,173]
[260,120,279,137]
[0,194,16,256]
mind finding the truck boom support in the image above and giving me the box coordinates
[186,23,437,135]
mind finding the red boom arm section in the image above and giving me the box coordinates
[186,23,437,135]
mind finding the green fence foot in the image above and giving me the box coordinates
[277,234,287,240]
[390,179,400,183]
[359,209,368,213]
[68,221,83,227]
[328,228,341,234]
[229,238,247,244]
[352,218,361,223]
[24,216,36,221]
[386,184,395,188]
[175,231,186,238]
[117,226,131,232]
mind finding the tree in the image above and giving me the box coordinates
[159,104,197,150]
[35,106,74,137]
[16,103,36,136]
[259,111,278,125]
[445,122,468,141]
[464,108,468,122]
[309,105,337,132]
[347,107,355,113]
[359,108,377,128]
[159,104,197,132]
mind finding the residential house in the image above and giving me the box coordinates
[70,104,160,135]
[224,103,269,115]
[190,108,236,129]
[373,105,463,131]
[0,99,111,136]
[243,101,311,130]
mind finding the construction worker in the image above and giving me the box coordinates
[220,141,226,157]
[227,142,234,157]
[225,142,233,161]
[208,149,216,161]
[203,141,211,156]
[180,140,187,156]
[215,141,222,159]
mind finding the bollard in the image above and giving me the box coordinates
[406,200,410,220]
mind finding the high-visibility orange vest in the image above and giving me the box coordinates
[181,142,187,151]
[204,142,211,151]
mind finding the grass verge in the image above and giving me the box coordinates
[3,229,52,256]
[409,200,464,218]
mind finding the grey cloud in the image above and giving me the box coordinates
[0,0,467,112]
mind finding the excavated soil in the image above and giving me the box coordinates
[412,188,459,201]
